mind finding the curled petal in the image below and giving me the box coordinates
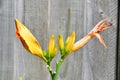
[90,18,112,33]
[15,19,47,62]
[95,23,112,33]
[89,33,107,48]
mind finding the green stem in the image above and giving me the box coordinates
[47,62,53,79]
[53,59,64,80]
[47,59,64,80]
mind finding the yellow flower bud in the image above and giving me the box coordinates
[65,32,75,53]
[58,34,64,50]
[52,45,57,57]
[48,35,55,53]
[47,35,57,60]
[65,36,70,46]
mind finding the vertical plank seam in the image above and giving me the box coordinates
[116,0,120,80]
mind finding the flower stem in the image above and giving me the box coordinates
[53,59,63,80]
[47,59,64,80]
[47,62,53,79]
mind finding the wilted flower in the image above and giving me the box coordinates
[72,18,112,51]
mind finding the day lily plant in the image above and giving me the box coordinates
[15,18,112,80]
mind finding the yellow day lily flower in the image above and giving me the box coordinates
[72,18,112,52]
[15,19,47,62]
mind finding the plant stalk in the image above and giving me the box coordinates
[53,59,63,80]
[47,59,63,80]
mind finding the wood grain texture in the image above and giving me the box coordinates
[0,0,15,80]
[0,0,118,80]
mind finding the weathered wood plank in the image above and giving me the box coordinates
[0,0,15,80]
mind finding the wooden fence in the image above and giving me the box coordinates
[0,0,118,80]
